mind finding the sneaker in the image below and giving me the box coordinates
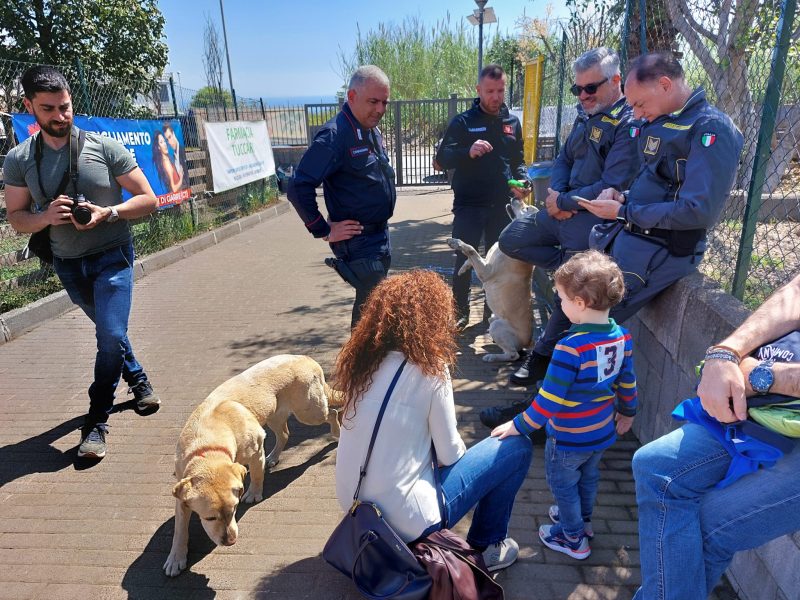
[130,380,161,410]
[456,315,469,330]
[481,537,519,572]
[78,423,108,458]
[539,524,591,560]
[479,401,530,428]
[548,505,594,539]
[509,350,550,387]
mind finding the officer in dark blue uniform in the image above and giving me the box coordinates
[435,64,530,327]
[288,66,396,327]
[496,48,641,395]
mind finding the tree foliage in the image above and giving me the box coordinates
[190,86,233,109]
[0,0,168,95]
[337,14,483,99]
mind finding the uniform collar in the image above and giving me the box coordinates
[568,318,618,334]
[668,87,706,118]
[342,102,373,143]
[471,97,510,119]
[577,95,627,121]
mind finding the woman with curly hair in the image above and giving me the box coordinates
[334,269,532,572]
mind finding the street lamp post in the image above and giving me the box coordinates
[467,1,497,82]
[218,0,239,119]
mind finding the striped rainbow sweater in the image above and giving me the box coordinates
[513,320,637,451]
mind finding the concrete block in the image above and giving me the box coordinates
[138,245,185,275]
[213,221,241,242]
[0,290,75,344]
[239,214,262,231]
[753,536,800,597]
[131,260,146,281]
[635,322,665,383]
[180,232,217,256]
[729,551,779,600]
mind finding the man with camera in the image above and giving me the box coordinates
[5,66,160,459]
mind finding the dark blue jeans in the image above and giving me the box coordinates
[53,241,146,424]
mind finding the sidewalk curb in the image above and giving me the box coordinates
[0,200,292,345]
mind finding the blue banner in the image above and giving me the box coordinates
[11,114,192,209]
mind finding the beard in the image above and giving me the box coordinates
[38,118,72,138]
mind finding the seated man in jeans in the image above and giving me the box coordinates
[632,273,800,599]
[5,66,160,459]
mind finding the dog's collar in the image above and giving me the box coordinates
[186,446,234,462]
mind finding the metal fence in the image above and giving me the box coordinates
[539,0,799,307]
[0,58,278,314]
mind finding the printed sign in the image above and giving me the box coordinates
[11,113,192,209]
[596,339,625,383]
[204,120,275,193]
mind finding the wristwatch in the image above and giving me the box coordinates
[107,206,120,223]
[615,204,627,224]
[748,360,775,394]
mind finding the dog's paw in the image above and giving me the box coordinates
[446,238,461,250]
[242,487,263,504]
[163,552,187,577]
[266,456,280,468]
[483,352,519,363]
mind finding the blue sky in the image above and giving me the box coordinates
[159,0,567,101]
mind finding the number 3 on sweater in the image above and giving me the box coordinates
[597,340,625,382]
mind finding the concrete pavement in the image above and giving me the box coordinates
[0,188,733,599]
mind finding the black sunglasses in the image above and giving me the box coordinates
[570,77,608,96]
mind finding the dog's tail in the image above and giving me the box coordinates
[324,383,346,408]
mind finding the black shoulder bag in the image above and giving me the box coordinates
[25,128,85,264]
[323,359,433,600]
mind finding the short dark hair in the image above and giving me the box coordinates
[479,64,505,81]
[554,250,625,311]
[628,53,684,83]
[21,65,71,100]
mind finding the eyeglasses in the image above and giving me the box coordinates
[570,78,608,96]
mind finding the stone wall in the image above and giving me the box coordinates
[628,273,799,600]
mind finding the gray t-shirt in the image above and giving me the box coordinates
[4,128,138,259]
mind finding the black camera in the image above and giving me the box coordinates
[71,194,93,225]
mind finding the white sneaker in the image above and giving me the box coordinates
[481,537,519,572]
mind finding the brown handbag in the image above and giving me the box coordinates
[412,529,504,600]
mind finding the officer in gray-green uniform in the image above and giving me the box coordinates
[5,66,160,459]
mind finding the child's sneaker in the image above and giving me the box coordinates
[78,423,108,458]
[548,504,594,539]
[539,524,591,560]
[481,537,519,572]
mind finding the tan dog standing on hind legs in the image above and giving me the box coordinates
[447,198,537,362]
[163,354,342,577]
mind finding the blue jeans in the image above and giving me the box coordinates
[632,423,800,600]
[545,437,603,538]
[434,434,532,548]
[53,241,146,424]
[498,208,603,271]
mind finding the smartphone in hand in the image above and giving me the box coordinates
[572,195,592,203]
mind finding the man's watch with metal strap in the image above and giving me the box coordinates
[749,359,775,394]
[616,204,627,224]
[107,206,120,223]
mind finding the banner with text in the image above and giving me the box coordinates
[204,120,275,193]
[11,114,192,209]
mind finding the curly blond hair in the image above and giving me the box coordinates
[333,269,458,414]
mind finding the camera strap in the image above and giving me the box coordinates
[33,127,85,206]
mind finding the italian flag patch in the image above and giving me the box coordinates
[701,133,716,147]
[629,126,640,138]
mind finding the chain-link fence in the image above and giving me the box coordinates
[538,0,799,308]
[0,58,280,314]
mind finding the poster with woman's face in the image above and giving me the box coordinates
[11,114,192,209]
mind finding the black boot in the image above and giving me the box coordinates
[509,350,550,386]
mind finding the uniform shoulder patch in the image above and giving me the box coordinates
[629,126,640,138]
[590,126,603,143]
[644,135,661,155]
[601,116,620,126]
[663,122,693,130]
[503,124,514,136]
[701,132,716,147]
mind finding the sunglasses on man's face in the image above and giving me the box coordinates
[570,77,609,96]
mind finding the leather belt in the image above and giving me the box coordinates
[360,221,388,235]
[624,222,670,242]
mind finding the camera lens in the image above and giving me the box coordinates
[72,204,92,225]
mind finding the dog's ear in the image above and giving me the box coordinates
[173,476,195,500]
[234,463,248,484]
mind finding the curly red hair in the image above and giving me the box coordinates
[334,269,458,414]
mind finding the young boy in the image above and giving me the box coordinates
[491,250,637,559]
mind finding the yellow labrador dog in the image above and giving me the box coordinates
[163,354,341,577]
[447,198,537,362]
